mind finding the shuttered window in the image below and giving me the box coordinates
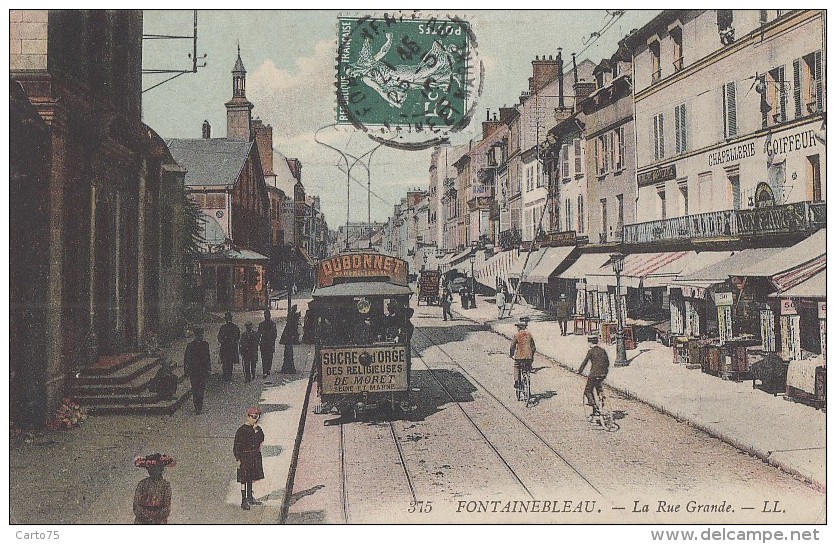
[804,50,824,113]
[614,126,625,171]
[597,135,609,175]
[577,195,585,233]
[561,144,570,179]
[675,103,687,154]
[653,113,665,161]
[573,139,583,176]
[793,58,802,118]
[722,82,737,139]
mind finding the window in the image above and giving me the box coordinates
[611,62,619,79]
[803,51,823,113]
[526,165,534,192]
[653,113,665,161]
[536,163,544,188]
[717,10,734,45]
[613,127,625,171]
[671,26,683,72]
[649,40,661,82]
[657,185,667,220]
[768,66,787,124]
[600,198,608,239]
[728,173,741,210]
[616,194,624,229]
[577,195,585,233]
[596,134,610,175]
[678,180,689,216]
[573,139,583,177]
[565,199,573,232]
[722,82,738,138]
[674,103,687,154]
[561,145,570,179]
[808,154,822,201]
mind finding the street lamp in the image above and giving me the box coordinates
[611,252,628,367]
[422,253,428,271]
[469,251,477,309]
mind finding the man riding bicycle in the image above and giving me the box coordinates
[510,318,536,390]
[578,334,610,415]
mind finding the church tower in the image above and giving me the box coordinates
[225,44,254,141]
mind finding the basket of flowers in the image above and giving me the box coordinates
[46,397,88,431]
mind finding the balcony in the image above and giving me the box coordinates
[623,202,826,244]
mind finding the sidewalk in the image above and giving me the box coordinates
[9,296,314,524]
[451,295,826,491]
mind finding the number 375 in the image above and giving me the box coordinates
[408,500,433,513]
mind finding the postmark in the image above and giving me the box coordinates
[336,12,482,149]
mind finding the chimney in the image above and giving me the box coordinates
[202,120,211,139]
[572,53,579,86]
[531,54,561,93]
[573,79,597,101]
[482,108,501,139]
[557,50,565,110]
[252,119,274,176]
[528,76,534,92]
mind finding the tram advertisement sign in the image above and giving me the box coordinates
[317,253,408,287]
[320,346,409,394]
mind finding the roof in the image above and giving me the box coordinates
[167,138,253,188]
[524,246,575,283]
[312,282,414,298]
[201,247,268,262]
[272,147,299,195]
[769,269,826,299]
[737,229,826,278]
[557,253,611,280]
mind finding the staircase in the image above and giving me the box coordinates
[70,352,192,415]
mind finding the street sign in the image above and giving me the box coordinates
[714,292,733,306]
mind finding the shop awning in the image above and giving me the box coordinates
[475,250,519,290]
[678,247,785,284]
[557,253,612,280]
[523,246,576,283]
[768,269,826,299]
[667,251,734,296]
[507,249,544,280]
[585,251,691,289]
[439,248,472,270]
[737,229,826,278]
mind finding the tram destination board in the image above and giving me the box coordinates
[320,345,409,394]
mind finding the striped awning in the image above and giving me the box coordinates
[507,249,543,279]
[769,268,826,299]
[586,251,691,288]
[772,254,826,293]
[523,246,576,283]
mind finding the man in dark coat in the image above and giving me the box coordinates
[578,334,610,415]
[239,322,260,383]
[555,293,572,336]
[217,312,240,382]
[280,305,301,373]
[234,407,265,510]
[183,328,211,414]
[441,287,453,321]
[258,310,278,378]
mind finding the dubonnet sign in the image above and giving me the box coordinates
[317,252,408,287]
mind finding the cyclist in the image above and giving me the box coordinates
[578,334,610,415]
[510,318,536,390]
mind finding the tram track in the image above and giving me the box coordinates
[411,325,604,499]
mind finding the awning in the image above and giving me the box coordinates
[439,248,472,270]
[737,229,825,277]
[297,246,316,267]
[586,251,691,288]
[312,282,414,298]
[668,251,734,296]
[679,247,785,284]
[524,246,575,283]
[769,269,826,299]
[507,249,544,280]
[201,247,269,262]
[475,250,519,290]
[557,253,611,280]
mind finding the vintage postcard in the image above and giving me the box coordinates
[7,7,827,537]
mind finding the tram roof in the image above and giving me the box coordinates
[311,282,414,298]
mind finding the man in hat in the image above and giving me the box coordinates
[496,287,507,319]
[510,319,536,389]
[234,407,265,510]
[280,304,301,373]
[218,312,240,382]
[578,334,610,415]
[133,453,175,524]
[184,328,211,414]
[258,310,278,379]
[239,322,260,383]
[555,293,572,336]
[440,286,453,321]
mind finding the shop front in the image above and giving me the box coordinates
[201,248,269,311]
[554,253,611,335]
[520,246,576,311]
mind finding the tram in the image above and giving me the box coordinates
[309,251,414,416]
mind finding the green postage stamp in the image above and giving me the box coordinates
[337,14,474,133]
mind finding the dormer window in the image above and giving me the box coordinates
[717,10,735,45]
[611,62,619,79]
[649,40,661,83]
[671,26,684,72]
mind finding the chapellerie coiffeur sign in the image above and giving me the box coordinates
[317,253,408,287]
[320,346,409,394]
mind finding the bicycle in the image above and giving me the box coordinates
[583,384,619,432]
[515,363,531,404]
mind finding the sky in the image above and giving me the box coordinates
[142,9,659,227]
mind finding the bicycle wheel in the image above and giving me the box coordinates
[522,371,531,404]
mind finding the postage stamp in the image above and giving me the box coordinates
[337,13,479,144]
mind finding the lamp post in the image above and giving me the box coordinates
[422,253,428,271]
[469,251,477,309]
[611,252,628,367]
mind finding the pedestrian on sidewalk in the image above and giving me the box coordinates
[258,310,278,379]
[239,322,260,383]
[510,318,536,389]
[148,358,178,401]
[132,453,175,524]
[280,304,301,373]
[184,327,211,414]
[441,287,453,321]
[234,407,265,510]
[578,334,610,415]
[218,312,240,382]
[555,294,572,336]
[496,288,507,319]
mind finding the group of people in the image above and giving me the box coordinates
[183,307,301,415]
[132,404,268,523]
